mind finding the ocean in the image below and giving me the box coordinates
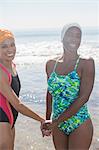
[14,27,99,65]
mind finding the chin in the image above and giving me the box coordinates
[71,46,79,51]
[6,56,15,62]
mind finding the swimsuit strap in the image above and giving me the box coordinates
[53,56,80,72]
[0,62,16,83]
[0,63,12,84]
[74,56,80,71]
[53,57,61,72]
[0,63,10,75]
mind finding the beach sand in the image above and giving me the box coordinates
[14,103,99,150]
[15,104,54,150]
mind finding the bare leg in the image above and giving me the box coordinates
[11,127,15,150]
[0,123,13,150]
[68,119,93,150]
[52,126,68,150]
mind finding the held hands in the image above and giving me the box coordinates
[40,119,58,137]
[41,120,52,137]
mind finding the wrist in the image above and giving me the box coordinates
[40,118,45,123]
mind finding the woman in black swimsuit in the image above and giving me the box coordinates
[0,29,44,150]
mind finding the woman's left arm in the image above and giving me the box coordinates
[53,58,95,126]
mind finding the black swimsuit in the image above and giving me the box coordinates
[0,74,21,128]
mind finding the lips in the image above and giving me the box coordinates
[70,44,76,47]
[7,53,14,57]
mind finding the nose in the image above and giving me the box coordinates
[7,44,12,48]
[7,46,16,53]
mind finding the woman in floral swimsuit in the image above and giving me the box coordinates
[42,23,95,150]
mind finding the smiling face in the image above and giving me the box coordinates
[0,38,16,62]
[63,26,82,52]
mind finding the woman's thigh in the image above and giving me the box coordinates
[11,127,15,150]
[68,119,93,150]
[0,122,13,150]
[52,126,68,150]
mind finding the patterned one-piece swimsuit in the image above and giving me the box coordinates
[48,57,90,135]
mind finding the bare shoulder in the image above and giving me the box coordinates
[80,57,95,73]
[46,57,59,76]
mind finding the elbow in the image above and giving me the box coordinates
[84,92,91,102]
[84,97,89,103]
[14,102,23,112]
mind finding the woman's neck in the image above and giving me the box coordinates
[62,50,79,62]
[0,59,12,69]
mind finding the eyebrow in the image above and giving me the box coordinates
[0,42,15,47]
[0,41,15,45]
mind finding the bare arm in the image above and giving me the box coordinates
[53,58,95,125]
[45,60,53,120]
[0,70,44,123]
[46,90,52,120]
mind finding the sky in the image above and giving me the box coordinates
[0,0,99,30]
